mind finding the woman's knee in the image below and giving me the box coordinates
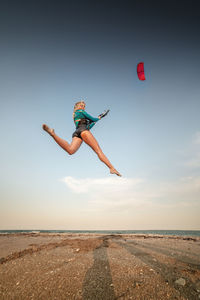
[68,147,76,155]
[68,138,82,155]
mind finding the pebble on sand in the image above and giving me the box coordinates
[175,278,186,286]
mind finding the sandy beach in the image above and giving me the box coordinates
[0,233,200,300]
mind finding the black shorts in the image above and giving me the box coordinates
[72,125,89,139]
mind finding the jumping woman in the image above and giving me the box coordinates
[42,101,121,176]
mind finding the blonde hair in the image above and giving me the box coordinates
[73,101,85,120]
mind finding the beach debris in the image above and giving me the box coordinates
[196,281,200,294]
[0,258,5,264]
[136,282,141,287]
[75,248,80,252]
[175,278,186,286]
[183,237,196,241]
[133,281,142,288]
[65,258,75,263]
[196,281,200,290]
[68,258,74,262]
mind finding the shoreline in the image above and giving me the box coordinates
[1,229,200,234]
[1,233,200,299]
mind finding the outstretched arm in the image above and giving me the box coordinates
[82,111,99,123]
[83,109,110,129]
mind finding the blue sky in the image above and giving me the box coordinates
[0,0,200,230]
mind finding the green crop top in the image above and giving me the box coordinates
[73,109,99,130]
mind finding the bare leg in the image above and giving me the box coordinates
[43,124,82,155]
[81,130,121,176]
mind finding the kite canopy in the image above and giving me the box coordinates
[137,62,145,81]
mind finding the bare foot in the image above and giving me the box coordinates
[110,168,122,177]
[42,124,55,136]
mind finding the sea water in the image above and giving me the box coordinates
[0,230,200,237]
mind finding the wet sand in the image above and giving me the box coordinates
[0,233,200,300]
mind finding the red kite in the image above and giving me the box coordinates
[137,62,146,81]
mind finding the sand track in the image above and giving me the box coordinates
[0,234,200,299]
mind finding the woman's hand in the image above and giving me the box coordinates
[98,109,110,119]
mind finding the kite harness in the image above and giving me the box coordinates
[72,109,109,139]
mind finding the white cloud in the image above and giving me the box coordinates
[182,131,200,168]
[60,131,200,217]
[158,176,200,203]
[60,175,200,229]
[184,154,200,168]
[62,176,143,194]
[62,176,157,212]
[193,131,200,145]
[61,175,200,213]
